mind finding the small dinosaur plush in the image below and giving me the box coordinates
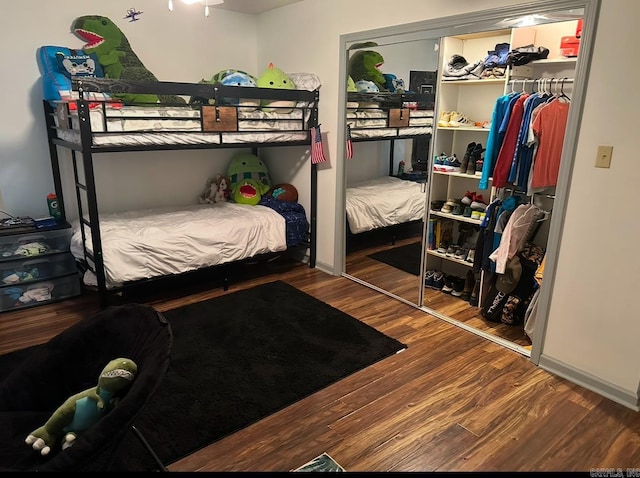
[71,15,185,104]
[25,358,138,456]
[348,42,387,92]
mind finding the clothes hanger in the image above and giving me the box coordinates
[559,77,571,102]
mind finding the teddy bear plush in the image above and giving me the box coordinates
[214,174,231,202]
[25,358,138,456]
[198,177,218,204]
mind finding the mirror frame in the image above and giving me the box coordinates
[336,0,601,363]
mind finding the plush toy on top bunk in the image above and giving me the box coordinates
[348,42,387,92]
[70,15,185,104]
[189,69,260,111]
[257,63,296,113]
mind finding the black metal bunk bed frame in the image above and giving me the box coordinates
[43,77,319,307]
[346,91,434,245]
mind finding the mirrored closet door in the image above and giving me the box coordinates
[343,35,439,305]
[339,0,593,358]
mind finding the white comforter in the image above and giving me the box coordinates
[70,203,287,288]
[346,176,426,234]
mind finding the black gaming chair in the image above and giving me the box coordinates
[0,303,172,471]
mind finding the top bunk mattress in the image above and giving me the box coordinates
[346,109,434,139]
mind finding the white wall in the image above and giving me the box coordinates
[0,0,260,218]
[256,0,640,402]
[1,0,639,404]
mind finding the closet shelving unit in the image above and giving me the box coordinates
[425,21,579,312]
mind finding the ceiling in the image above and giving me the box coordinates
[211,0,303,15]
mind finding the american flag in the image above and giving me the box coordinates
[310,125,327,164]
[346,124,353,159]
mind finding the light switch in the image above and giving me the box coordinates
[595,145,613,168]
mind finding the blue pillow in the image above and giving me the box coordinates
[37,46,105,101]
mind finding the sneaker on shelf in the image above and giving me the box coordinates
[471,210,482,221]
[436,242,448,254]
[444,153,461,169]
[461,191,476,206]
[451,277,466,297]
[475,158,484,176]
[470,194,487,211]
[454,247,468,261]
[424,269,436,287]
[430,271,445,290]
[438,111,452,127]
[448,111,474,127]
[474,121,491,129]
[463,206,472,218]
[430,200,444,211]
[445,245,456,257]
[452,203,464,216]
[441,275,455,294]
[465,248,475,263]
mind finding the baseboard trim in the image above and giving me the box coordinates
[539,354,640,412]
[314,260,336,276]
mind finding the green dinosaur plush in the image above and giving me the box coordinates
[348,42,387,92]
[25,358,138,456]
[71,15,185,104]
[227,152,272,205]
[256,63,296,113]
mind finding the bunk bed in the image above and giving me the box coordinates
[43,77,319,307]
[345,91,433,241]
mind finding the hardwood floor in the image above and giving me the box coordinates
[1,256,638,472]
[346,234,532,348]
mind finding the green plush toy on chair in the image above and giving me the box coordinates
[25,358,138,456]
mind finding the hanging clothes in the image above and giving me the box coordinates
[492,93,529,188]
[530,98,571,188]
[479,92,520,190]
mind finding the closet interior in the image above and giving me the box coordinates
[341,10,583,356]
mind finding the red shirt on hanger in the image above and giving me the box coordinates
[531,99,570,188]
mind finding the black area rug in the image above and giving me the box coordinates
[3,281,404,471]
[367,242,422,276]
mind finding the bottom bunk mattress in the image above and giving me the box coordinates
[70,201,307,289]
[346,176,427,234]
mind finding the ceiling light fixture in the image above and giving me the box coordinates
[168,0,223,17]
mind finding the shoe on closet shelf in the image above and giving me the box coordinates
[475,158,484,176]
[448,111,474,127]
[452,203,465,216]
[445,245,456,257]
[459,142,476,173]
[465,249,475,263]
[429,271,445,290]
[466,143,485,175]
[430,200,444,211]
[461,191,476,206]
[438,111,452,127]
[454,247,468,261]
[471,210,482,221]
[444,154,461,169]
[436,242,448,254]
[441,275,455,294]
[424,269,436,287]
[463,206,472,218]
[470,194,487,211]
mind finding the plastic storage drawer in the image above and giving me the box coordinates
[0,254,78,287]
[0,227,72,262]
[0,273,81,312]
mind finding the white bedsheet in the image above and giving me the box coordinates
[346,176,426,234]
[70,203,287,288]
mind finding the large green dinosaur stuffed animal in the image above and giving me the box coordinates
[71,15,185,104]
[348,41,387,92]
[25,358,138,456]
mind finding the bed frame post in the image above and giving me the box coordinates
[43,101,66,221]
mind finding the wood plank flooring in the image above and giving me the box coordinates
[346,234,532,347]
[1,256,638,472]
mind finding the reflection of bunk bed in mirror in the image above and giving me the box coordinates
[345,91,434,244]
[43,77,320,307]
